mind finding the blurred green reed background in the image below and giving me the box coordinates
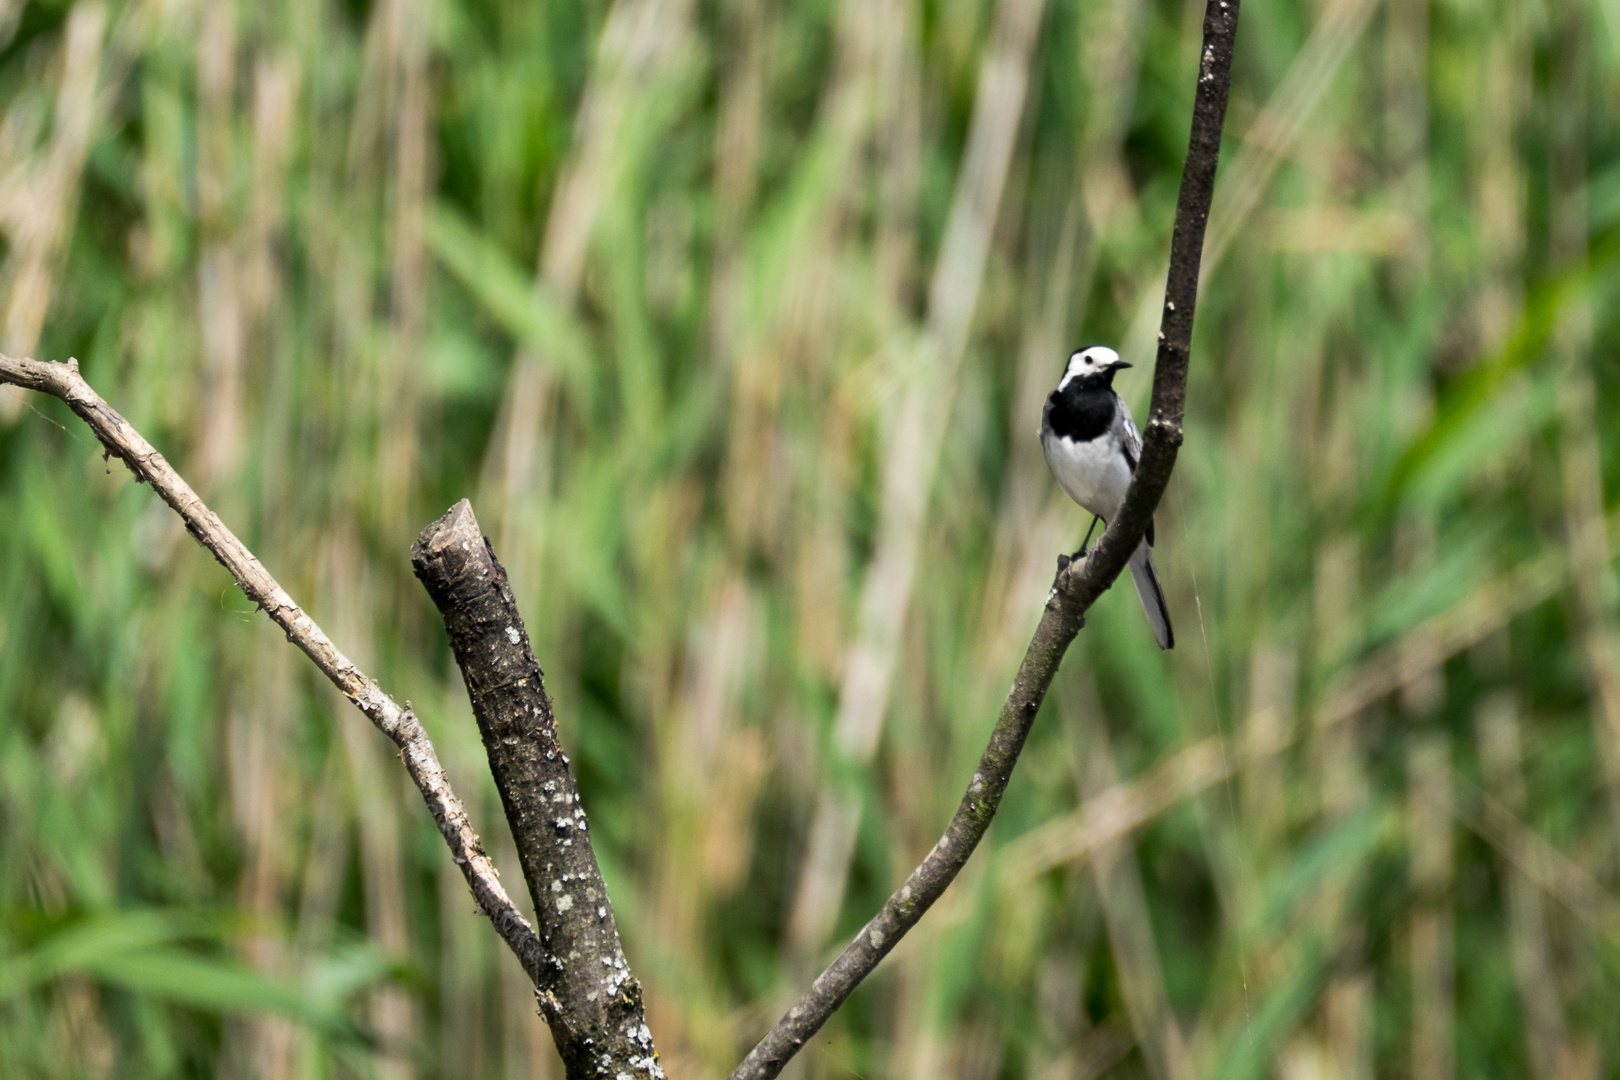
[3,0,1620,1076]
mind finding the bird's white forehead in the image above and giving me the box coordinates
[1059,346,1120,389]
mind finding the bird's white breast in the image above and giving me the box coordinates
[1042,430,1132,521]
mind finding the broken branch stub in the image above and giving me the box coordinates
[411,500,659,1080]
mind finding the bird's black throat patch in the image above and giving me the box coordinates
[1046,375,1117,443]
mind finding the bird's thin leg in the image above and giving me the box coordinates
[1054,515,1106,597]
[1073,515,1102,559]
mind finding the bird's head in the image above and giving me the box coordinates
[1058,346,1131,391]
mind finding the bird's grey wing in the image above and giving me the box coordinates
[1112,394,1152,545]
[1112,394,1144,472]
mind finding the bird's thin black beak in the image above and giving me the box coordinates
[1108,360,1133,371]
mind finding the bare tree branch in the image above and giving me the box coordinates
[727,3,1241,1077]
[1,3,1240,1072]
[0,352,548,988]
[411,501,659,1080]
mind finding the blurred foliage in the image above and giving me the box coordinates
[2,0,1620,1077]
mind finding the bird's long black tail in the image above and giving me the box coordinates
[1127,539,1174,650]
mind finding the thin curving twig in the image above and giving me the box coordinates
[727,2,1241,1076]
[0,352,548,987]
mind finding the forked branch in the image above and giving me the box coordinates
[0,355,549,994]
[0,359,661,1078]
[727,3,1240,1077]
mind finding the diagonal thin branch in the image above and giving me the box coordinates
[726,2,1241,1077]
[0,352,548,988]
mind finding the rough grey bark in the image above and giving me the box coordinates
[410,501,659,1080]
[727,2,1240,1077]
[0,352,548,989]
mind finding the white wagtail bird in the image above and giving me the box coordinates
[1040,345,1174,650]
